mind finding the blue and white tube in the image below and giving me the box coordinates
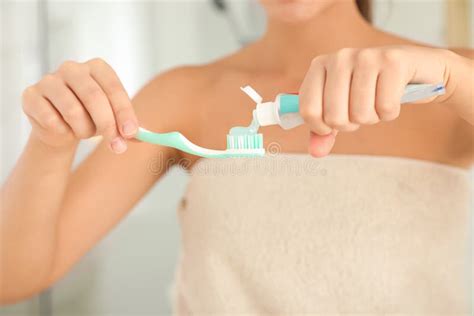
[253,83,446,130]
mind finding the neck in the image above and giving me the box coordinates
[254,1,375,77]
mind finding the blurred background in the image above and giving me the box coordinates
[1,0,473,315]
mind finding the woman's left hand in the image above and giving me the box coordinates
[298,46,472,157]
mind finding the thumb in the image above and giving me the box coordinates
[308,130,338,157]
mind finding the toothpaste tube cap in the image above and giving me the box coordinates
[255,102,280,126]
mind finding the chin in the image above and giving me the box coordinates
[259,0,334,23]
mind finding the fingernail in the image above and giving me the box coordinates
[110,137,127,154]
[122,121,137,137]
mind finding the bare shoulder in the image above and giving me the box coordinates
[373,29,474,58]
[131,63,230,135]
[133,65,209,124]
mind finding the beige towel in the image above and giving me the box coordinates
[173,154,472,315]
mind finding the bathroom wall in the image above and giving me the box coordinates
[1,0,471,315]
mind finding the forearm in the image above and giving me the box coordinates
[442,51,474,124]
[0,134,77,303]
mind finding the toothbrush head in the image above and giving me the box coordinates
[226,134,264,151]
[225,133,265,157]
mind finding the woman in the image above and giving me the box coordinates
[2,0,473,313]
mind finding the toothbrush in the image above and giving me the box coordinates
[136,128,264,158]
[136,83,445,158]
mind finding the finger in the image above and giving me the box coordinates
[22,86,70,134]
[60,66,126,153]
[323,62,359,132]
[349,62,380,125]
[308,130,338,158]
[87,58,138,139]
[375,69,404,122]
[39,74,96,139]
[299,57,333,136]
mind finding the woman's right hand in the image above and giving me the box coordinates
[22,58,138,154]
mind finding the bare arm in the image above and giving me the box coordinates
[445,48,474,124]
[0,63,189,303]
[298,46,474,157]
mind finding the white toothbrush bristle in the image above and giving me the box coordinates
[226,134,264,150]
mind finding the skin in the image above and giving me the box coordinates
[1,0,473,304]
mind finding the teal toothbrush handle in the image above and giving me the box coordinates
[279,83,445,114]
[136,129,183,147]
